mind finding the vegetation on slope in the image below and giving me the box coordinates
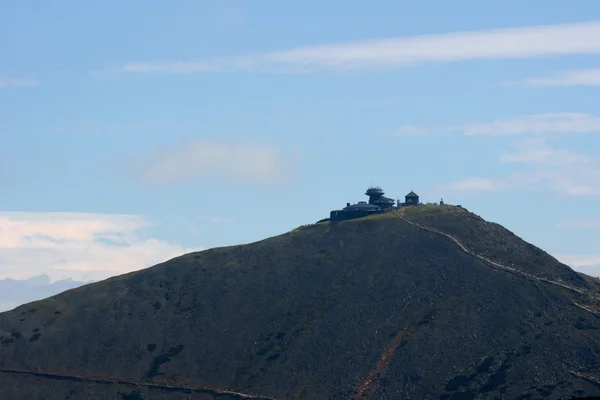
[399,205,587,285]
[1,207,600,399]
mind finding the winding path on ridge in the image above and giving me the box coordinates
[392,210,600,317]
[0,367,278,400]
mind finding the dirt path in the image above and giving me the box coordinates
[393,210,600,317]
[350,329,408,400]
[0,368,278,399]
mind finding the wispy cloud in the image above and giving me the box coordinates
[444,138,600,196]
[556,253,600,277]
[395,113,600,137]
[498,140,592,164]
[460,113,600,136]
[560,219,600,229]
[518,68,600,87]
[135,140,295,186]
[394,113,600,197]
[0,77,37,87]
[0,212,198,281]
[120,20,600,74]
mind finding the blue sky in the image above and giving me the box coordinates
[1,1,600,301]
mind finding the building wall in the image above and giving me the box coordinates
[330,210,382,221]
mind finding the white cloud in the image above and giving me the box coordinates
[0,212,199,282]
[518,68,600,87]
[460,113,600,136]
[395,113,600,137]
[444,138,600,197]
[136,140,294,186]
[395,113,600,197]
[499,140,591,164]
[500,139,600,196]
[121,20,600,74]
[0,77,37,87]
[560,219,600,229]
[556,254,600,277]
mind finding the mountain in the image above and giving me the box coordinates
[2,205,600,399]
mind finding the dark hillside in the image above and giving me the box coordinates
[1,207,600,399]
[400,205,587,286]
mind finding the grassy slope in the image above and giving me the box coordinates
[1,208,600,399]
[400,205,588,285]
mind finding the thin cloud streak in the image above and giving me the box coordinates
[135,140,294,186]
[560,219,600,229]
[518,68,600,87]
[443,138,600,197]
[396,113,600,197]
[461,113,600,136]
[122,20,600,74]
[0,77,37,87]
[394,113,600,137]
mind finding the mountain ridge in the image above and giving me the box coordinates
[2,205,600,399]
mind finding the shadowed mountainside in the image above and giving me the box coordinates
[2,205,600,399]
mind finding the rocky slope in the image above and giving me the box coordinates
[1,205,600,399]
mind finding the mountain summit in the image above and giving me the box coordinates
[2,205,600,399]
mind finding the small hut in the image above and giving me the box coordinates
[404,191,419,206]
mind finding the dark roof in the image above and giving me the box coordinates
[405,191,419,198]
[374,196,395,204]
[365,187,384,195]
[343,202,380,212]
